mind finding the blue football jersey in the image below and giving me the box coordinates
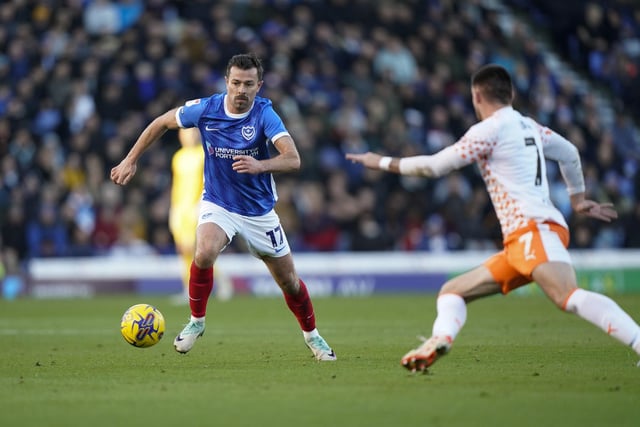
[176,94,290,216]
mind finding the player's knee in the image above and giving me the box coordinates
[276,274,299,294]
[546,287,576,310]
[439,280,456,295]
[193,250,217,268]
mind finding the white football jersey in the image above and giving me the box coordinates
[424,106,585,237]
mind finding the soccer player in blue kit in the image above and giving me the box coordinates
[110,53,336,361]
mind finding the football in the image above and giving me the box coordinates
[120,303,165,348]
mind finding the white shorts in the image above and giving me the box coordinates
[197,201,291,258]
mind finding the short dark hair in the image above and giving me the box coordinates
[471,64,513,105]
[226,53,264,81]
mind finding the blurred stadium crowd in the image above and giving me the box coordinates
[1,0,639,277]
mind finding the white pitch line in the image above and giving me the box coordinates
[0,329,114,335]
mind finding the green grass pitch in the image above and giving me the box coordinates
[1,293,639,427]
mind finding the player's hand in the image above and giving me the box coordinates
[574,200,618,222]
[345,152,383,169]
[110,160,137,185]
[232,155,264,174]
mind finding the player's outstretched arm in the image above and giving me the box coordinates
[570,193,618,223]
[346,150,455,177]
[111,108,179,185]
[345,152,401,173]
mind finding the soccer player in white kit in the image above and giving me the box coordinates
[111,53,335,361]
[346,64,640,372]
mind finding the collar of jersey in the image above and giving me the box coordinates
[223,95,254,119]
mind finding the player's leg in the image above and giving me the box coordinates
[243,210,335,361]
[521,222,640,362]
[188,222,228,314]
[174,209,232,353]
[261,253,314,332]
[401,264,502,372]
[533,262,640,361]
[262,253,336,361]
[435,265,502,334]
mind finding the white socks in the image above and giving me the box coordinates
[432,293,467,340]
[564,288,640,355]
[303,328,319,340]
[430,289,640,357]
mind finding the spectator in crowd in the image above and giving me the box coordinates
[1,204,27,261]
[0,0,637,279]
[27,204,68,258]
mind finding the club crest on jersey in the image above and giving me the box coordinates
[241,126,256,141]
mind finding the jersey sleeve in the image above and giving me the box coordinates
[537,124,585,195]
[261,104,289,143]
[176,98,208,128]
[399,123,493,177]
